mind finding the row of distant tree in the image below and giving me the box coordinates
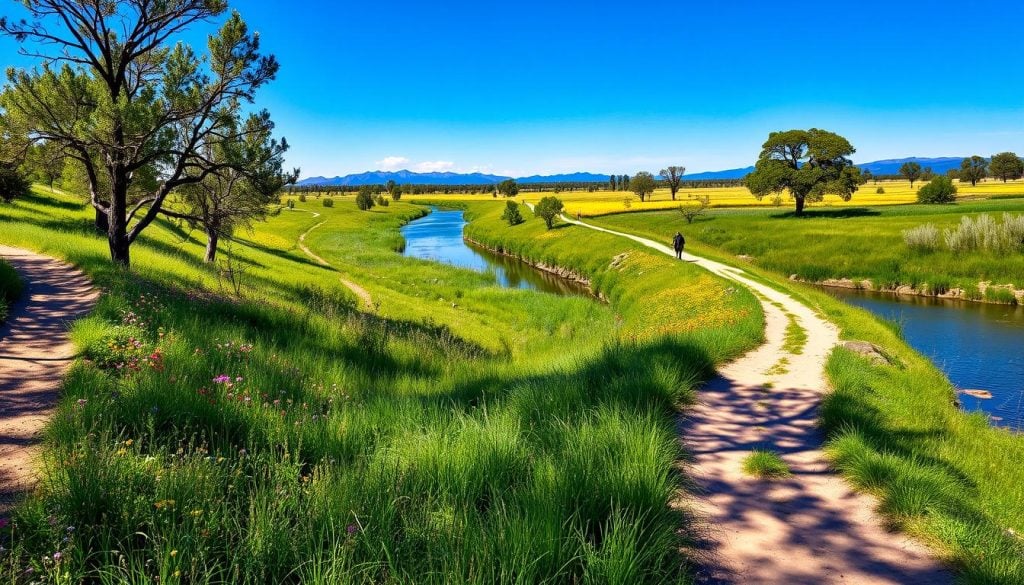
[893,153,1024,188]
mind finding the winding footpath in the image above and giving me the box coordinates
[561,216,951,584]
[292,211,374,309]
[0,245,97,514]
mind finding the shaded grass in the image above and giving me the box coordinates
[0,189,763,583]
[0,256,22,322]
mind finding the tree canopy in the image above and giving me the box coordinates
[900,161,922,187]
[959,156,988,187]
[630,171,656,202]
[533,196,564,229]
[746,129,861,215]
[989,152,1023,183]
[497,179,519,197]
[0,1,283,267]
[916,176,957,204]
[659,166,685,201]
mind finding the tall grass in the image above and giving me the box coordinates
[0,188,763,583]
[903,223,940,252]
[0,257,23,322]
[944,214,1024,254]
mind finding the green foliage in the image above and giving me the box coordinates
[960,156,989,187]
[298,193,307,203]
[747,128,861,215]
[533,196,565,229]
[630,171,657,202]
[989,152,1024,183]
[355,186,375,211]
[678,194,709,224]
[0,257,23,322]
[876,186,885,194]
[501,200,524,226]
[0,163,31,202]
[287,199,295,209]
[497,179,519,198]
[322,197,334,208]
[899,161,922,186]
[742,450,791,478]
[916,175,958,204]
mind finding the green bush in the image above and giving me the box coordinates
[917,176,957,204]
[322,197,334,208]
[876,186,885,194]
[0,163,31,203]
[0,258,23,322]
[355,187,375,211]
[298,193,307,202]
[501,201,524,226]
[286,199,294,209]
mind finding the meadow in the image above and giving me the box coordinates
[0,188,762,583]
[394,179,1024,217]
[595,196,1024,298]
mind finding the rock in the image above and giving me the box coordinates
[789,274,800,281]
[737,254,755,262]
[959,389,993,399]
[841,340,892,365]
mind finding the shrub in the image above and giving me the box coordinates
[902,224,940,252]
[984,286,1018,305]
[944,214,1024,253]
[322,197,334,208]
[742,449,791,478]
[378,196,389,207]
[0,163,31,202]
[501,201,524,226]
[916,176,957,204]
[0,258,23,322]
[355,187,375,211]
[298,193,307,203]
[876,187,885,194]
[286,199,295,209]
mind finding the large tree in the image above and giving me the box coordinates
[659,166,685,201]
[1,1,280,267]
[160,113,297,262]
[959,156,988,187]
[900,161,922,187]
[746,129,862,216]
[497,178,519,197]
[989,152,1024,183]
[630,171,656,202]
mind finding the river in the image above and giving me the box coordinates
[401,207,589,296]
[827,287,1024,430]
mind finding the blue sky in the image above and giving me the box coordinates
[2,0,1023,177]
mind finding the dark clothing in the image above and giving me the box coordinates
[672,233,685,259]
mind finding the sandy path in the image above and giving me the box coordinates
[294,214,374,309]
[0,246,97,514]
[564,217,951,584]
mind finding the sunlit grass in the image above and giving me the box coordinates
[742,450,792,479]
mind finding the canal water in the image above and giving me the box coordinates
[827,287,1024,430]
[401,207,589,296]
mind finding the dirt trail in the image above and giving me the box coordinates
[0,245,98,514]
[564,217,951,584]
[295,214,374,309]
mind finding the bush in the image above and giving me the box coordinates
[902,224,940,252]
[916,176,957,204]
[944,214,1024,253]
[0,258,23,322]
[298,193,307,203]
[501,201,524,226]
[0,163,31,203]
[322,197,334,208]
[876,187,885,194]
[355,187,375,211]
[286,199,294,209]
[378,196,389,207]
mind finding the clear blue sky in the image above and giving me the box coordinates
[3,0,1023,178]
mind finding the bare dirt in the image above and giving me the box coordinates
[0,245,97,514]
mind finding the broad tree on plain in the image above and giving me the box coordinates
[659,166,686,201]
[900,161,922,187]
[630,172,656,202]
[989,152,1023,182]
[1,1,281,267]
[960,156,988,187]
[746,129,862,216]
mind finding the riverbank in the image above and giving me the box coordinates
[809,276,1022,305]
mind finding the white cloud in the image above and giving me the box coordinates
[375,156,410,171]
[413,160,455,173]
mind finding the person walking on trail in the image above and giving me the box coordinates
[672,231,685,260]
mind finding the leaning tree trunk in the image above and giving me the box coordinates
[204,228,219,263]
[795,196,806,216]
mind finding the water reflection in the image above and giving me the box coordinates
[401,207,590,297]
[827,287,1024,430]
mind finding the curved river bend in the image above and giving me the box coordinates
[401,207,589,296]
[827,288,1024,430]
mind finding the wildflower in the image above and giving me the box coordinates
[124,439,134,447]
[76,399,87,408]
[53,551,62,561]
[213,375,231,384]
[170,549,178,557]
[346,524,358,535]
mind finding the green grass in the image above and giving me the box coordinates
[0,256,22,322]
[0,188,763,583]
[596,198,1024,295]
[741,450,792,479]
[782,313,807,355]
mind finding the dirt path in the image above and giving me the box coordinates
[563,217,951,584]
[0,246,97,514]
[294,214,374,309]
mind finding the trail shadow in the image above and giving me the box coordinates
[769,208,881,219]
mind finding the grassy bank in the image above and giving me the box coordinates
[0,257,22,322]
[593,213,1024,583]
[597,197,1024,298]
[0,190,762,583]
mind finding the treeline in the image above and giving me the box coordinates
[287,177,747,196]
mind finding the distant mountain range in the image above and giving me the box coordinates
[296,157,971,187]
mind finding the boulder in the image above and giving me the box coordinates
[841,340,892,365]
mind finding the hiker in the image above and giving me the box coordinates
[672,231,685,260]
